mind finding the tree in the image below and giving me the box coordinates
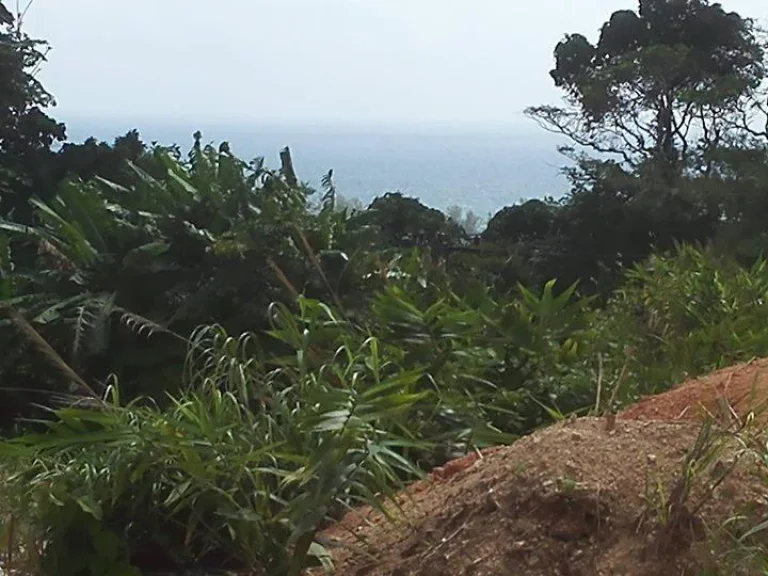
[526,0,766,177]
[483,199,557,244]
[354,192,467,250]
[0,1,65,220]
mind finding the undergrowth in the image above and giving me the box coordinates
[0,317,434,575]
[4,149,768,574]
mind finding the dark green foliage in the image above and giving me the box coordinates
[0,1,66,221]
[483,199,556,244]
[590,244,768,402]
[54,130,148,186]
[0,256,600,575]
[481,160,722,296]
[0,137,320,403]
[514,1,768,297]
[701,147,768,263]
[0,135,493,424]
[0,317,429,575]
[353,192,468,250]
[527,0,766,172]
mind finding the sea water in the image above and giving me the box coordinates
[61,118,571,217]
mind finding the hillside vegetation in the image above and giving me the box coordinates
[2,0,768,574]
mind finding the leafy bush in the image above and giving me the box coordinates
[0,136,365,422]
[588,244,768,404]
[358,249,597,443]
[0,313,430,575]
[0,259,604,575]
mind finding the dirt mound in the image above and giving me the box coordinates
[309,358,768,576]
[619,357,768,424]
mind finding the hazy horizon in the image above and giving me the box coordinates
[57,113,564,142]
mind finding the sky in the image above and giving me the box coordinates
[20,0,768,128]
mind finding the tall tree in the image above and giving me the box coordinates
[526,0,766,176]
[0,1,65,220]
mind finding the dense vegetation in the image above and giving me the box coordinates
[2,0,768,574]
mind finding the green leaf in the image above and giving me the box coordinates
[361,370,421,400]
[312,409,352,432]
[164,479,192,507]
[0,3,13,25]
[0,220,38,237]
[32,294,91,324]
[76,494,103,520]
[95,176,131,196]
[0,234,13,299]
[167,168,202,202]
[308,541,334,572]
[30,197,99,264]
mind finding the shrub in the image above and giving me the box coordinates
[0,315,429,575]
[590,244,768,404]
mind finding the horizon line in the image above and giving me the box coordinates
[55,112,554,134]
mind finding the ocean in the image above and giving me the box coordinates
[61,118,572,218]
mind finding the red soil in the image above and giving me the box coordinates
[619,357,768,425]
[308,359,768,576]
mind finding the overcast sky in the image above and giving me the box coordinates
[21,0,768,127]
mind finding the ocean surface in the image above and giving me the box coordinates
[61,118,572,218]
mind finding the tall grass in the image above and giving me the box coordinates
[0,312,431,575]
[0,268,598,575]
[584,244,768,405]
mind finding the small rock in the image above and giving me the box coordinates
[572,431,583,442]
[647,454,657,465]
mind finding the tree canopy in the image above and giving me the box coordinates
[0,1,65,219]
[526,0,767,175]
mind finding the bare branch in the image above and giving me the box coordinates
[526,106,637,166]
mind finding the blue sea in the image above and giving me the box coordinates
[61,118,572,218]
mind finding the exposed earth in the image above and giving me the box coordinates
[308,358,768,575]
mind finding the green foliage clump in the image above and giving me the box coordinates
[589,244,768,404]
[0,242,601,574]
[0,314,429,575]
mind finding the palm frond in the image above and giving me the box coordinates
[0,304,100,399]
[116,307,187,344]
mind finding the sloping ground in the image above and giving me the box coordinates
[309,360,768,576]
[619,357,768,424]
